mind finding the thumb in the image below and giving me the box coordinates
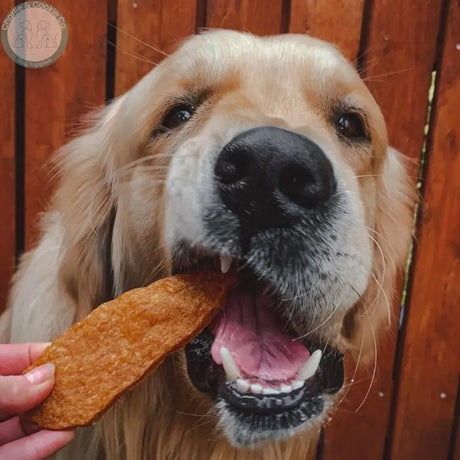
[0,364,55,419]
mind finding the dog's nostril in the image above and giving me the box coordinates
[214,148,253,185]
[278,163,334,209]
[278,165,314,206]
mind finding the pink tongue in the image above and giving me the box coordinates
[211,288,309,382]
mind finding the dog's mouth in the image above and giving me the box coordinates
[173,250,344,446]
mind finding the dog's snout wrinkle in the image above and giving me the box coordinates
[214,127,336,233]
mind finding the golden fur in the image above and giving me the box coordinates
[0,31,415,459]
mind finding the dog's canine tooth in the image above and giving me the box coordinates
[298,349,322,381]
[220,347,241,380]
[236,379,250,393]
[220,255,232,274]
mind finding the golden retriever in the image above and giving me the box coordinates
[0,30,414,459]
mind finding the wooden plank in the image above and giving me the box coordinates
[288,0,365,61]
[115,0,197,96]
[450,384,460,460]
[453,410,460,460]
[24,1,107,247]
[206,0,283,34]
[389,1,460,457]
[0,0,15,313]
[323,1,443,459]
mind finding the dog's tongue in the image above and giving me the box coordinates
[210,288,309,382]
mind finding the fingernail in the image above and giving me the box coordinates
[24,363,55,385]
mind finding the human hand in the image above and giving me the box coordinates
[0,343,74,459]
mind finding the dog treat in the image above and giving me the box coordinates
[24,272,234,430]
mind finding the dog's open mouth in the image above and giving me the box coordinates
[174,250,344,446]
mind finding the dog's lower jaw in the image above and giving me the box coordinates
[216,398,326,449]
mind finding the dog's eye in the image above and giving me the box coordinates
[335,113,366,140]
[161,104,194,130]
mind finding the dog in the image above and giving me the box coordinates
[14,21,33,49]
[0,30,415,459]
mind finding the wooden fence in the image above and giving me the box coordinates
[0,0,458,459]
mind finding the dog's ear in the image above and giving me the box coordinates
[54,99,125,320]
[344,147,416,362]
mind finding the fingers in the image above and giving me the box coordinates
[0,343,68,459]
[0,364,55,419]
[0,429,74,460]
[0,343,51,375]
[0,416,40,445]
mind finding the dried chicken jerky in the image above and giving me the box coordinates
[24,272,234,430]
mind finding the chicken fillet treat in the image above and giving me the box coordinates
[25,272,235,429]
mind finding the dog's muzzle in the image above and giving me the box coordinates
[174,127,346,447]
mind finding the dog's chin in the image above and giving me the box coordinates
[172,247,344,448]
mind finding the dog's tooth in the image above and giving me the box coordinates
[220,255,232,274]
[251,384,263,394]
[298,349,322,381]
[236,379,250,393]
[280,384,292,393]
[220,347,241,380]
[262,387,280,395]
[292,380,304,390]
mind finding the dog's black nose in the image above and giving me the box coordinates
[214,127,336,232]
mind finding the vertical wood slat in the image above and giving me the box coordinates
[389,1,460,457]
[452,404,460,460]
[206,0,283,34]
[321,1,443,459]
[25,1,108,247]
[115,0,197,96]
[0,0,16,313]
[288,0,365,61]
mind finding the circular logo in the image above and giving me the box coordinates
[1,2,68,68]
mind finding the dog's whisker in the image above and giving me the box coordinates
[356,173,419,180]
[107,40,158,66]
[293,296,343,340]
[362,67,413,82]
[116,153,160,172]
[114,168,169,180]
[175,409,214,419]
[355,174,382,179]
[354,304,378,413]
[365,225,391,248]
[369,236,390,319]
[109,24,170,58]
[334,327,365,412]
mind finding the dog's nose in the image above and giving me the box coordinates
[214,127,336,232]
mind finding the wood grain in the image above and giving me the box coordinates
[24,1,107,247]
[206,0,283,33]
[451,402,460,460]
[323,1,443,459]
[0,0,15,313]
[115,0,197,96]
[288,0,365,61]
[389,0,460,457]
[363,0,443,160]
